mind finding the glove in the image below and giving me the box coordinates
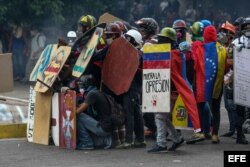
[236,44,244,52]
[61,86,70,93]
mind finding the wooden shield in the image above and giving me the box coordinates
[30,44,57,81]
[98,12,123,24]
[102,37,139,95]
[32,91,52,145]
[72,27,104,78]
[59,90,76,149]
[34,46,71,93]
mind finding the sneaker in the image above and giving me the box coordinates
[147,145,168,153]
[205,133,212,140]
[211,135,220,144]
[103,136,112,149]
[77,144,94,150]
[186,133,205,144]
[133,141,146,148]
[116,142,133,149]
[168,137,184,151]
[220,131,234,137]
[236,139,249,144]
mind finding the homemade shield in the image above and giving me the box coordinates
[98,12,123,24]
[72,27,103,78]
[102,37,139,95]
[30,44,57,82]
[34,46,71,93]
[142,44,171,113]
[59,90,76,149]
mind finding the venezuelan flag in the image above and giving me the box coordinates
[193,41,218,102]
[143,44,171,69]
[213,42,227,99]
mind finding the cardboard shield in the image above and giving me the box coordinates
[234,48,250,107]
[34,46,71,93]
[72,23,106,49]
[0,53,13,93]
[59,90,76,149]
[32,91,52,145]
[98,12,123,24]
[30,44,57,81]
[72,27,104,78]
[142,44,171,113]
[102,37,139,95]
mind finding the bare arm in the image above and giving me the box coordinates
[76,102,89,114]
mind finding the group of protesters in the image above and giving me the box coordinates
[33,13,250,152]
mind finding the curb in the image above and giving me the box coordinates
[0,123,27,139]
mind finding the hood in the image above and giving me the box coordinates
[204,25,217,43]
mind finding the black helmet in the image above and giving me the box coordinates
[78,74,96,90]
[241,17,250,31]
[135,18,159,35]
[234,17,244,26]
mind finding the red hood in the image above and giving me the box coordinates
[204,25,217,43]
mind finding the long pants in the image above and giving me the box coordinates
[197,102,211,134]
[12,50,25,78]
[155,113,181,147]
[223,86,236,132]
[123,91,145,143]
[236,105,246,139]
[77,113,111,148]
[211,89,223,135]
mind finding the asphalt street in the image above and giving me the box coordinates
[0,82,249,167]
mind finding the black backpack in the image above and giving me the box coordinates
[103,93,125,127]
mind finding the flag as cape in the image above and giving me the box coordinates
[171,50,200,131]
[192,41,218,102]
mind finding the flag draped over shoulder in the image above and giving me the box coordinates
[171,50,200,131]
[193,25,218,103]
[213,42,227,99]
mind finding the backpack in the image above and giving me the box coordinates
[103,93,125,127]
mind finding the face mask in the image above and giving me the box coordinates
[217,32,228,44]
[176,32,183,41]
[106,38,113,45]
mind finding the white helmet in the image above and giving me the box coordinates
[125,29,143,45]
[67,31,77,38]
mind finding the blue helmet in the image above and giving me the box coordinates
[200,19,212,28]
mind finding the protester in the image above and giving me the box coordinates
[148,27,184,153]
[118,29,146,148]
[205,25,227,144]
[8,21,27,81]
[22,25,46,83]
[76,74,113,150]
[230,17,250,144]
[218,22,237,138]
[188,21,211,144]
[172,19,204,144]
[135,18,159,138]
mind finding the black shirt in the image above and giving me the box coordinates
[84,91,113,132]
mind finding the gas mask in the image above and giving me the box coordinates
[217,32,228,45]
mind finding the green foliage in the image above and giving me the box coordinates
[0,0,119,26]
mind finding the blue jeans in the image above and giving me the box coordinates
[223,86,236,132]
[77,113,112,149]
[198,102,211,134]
[12,50,25,78]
